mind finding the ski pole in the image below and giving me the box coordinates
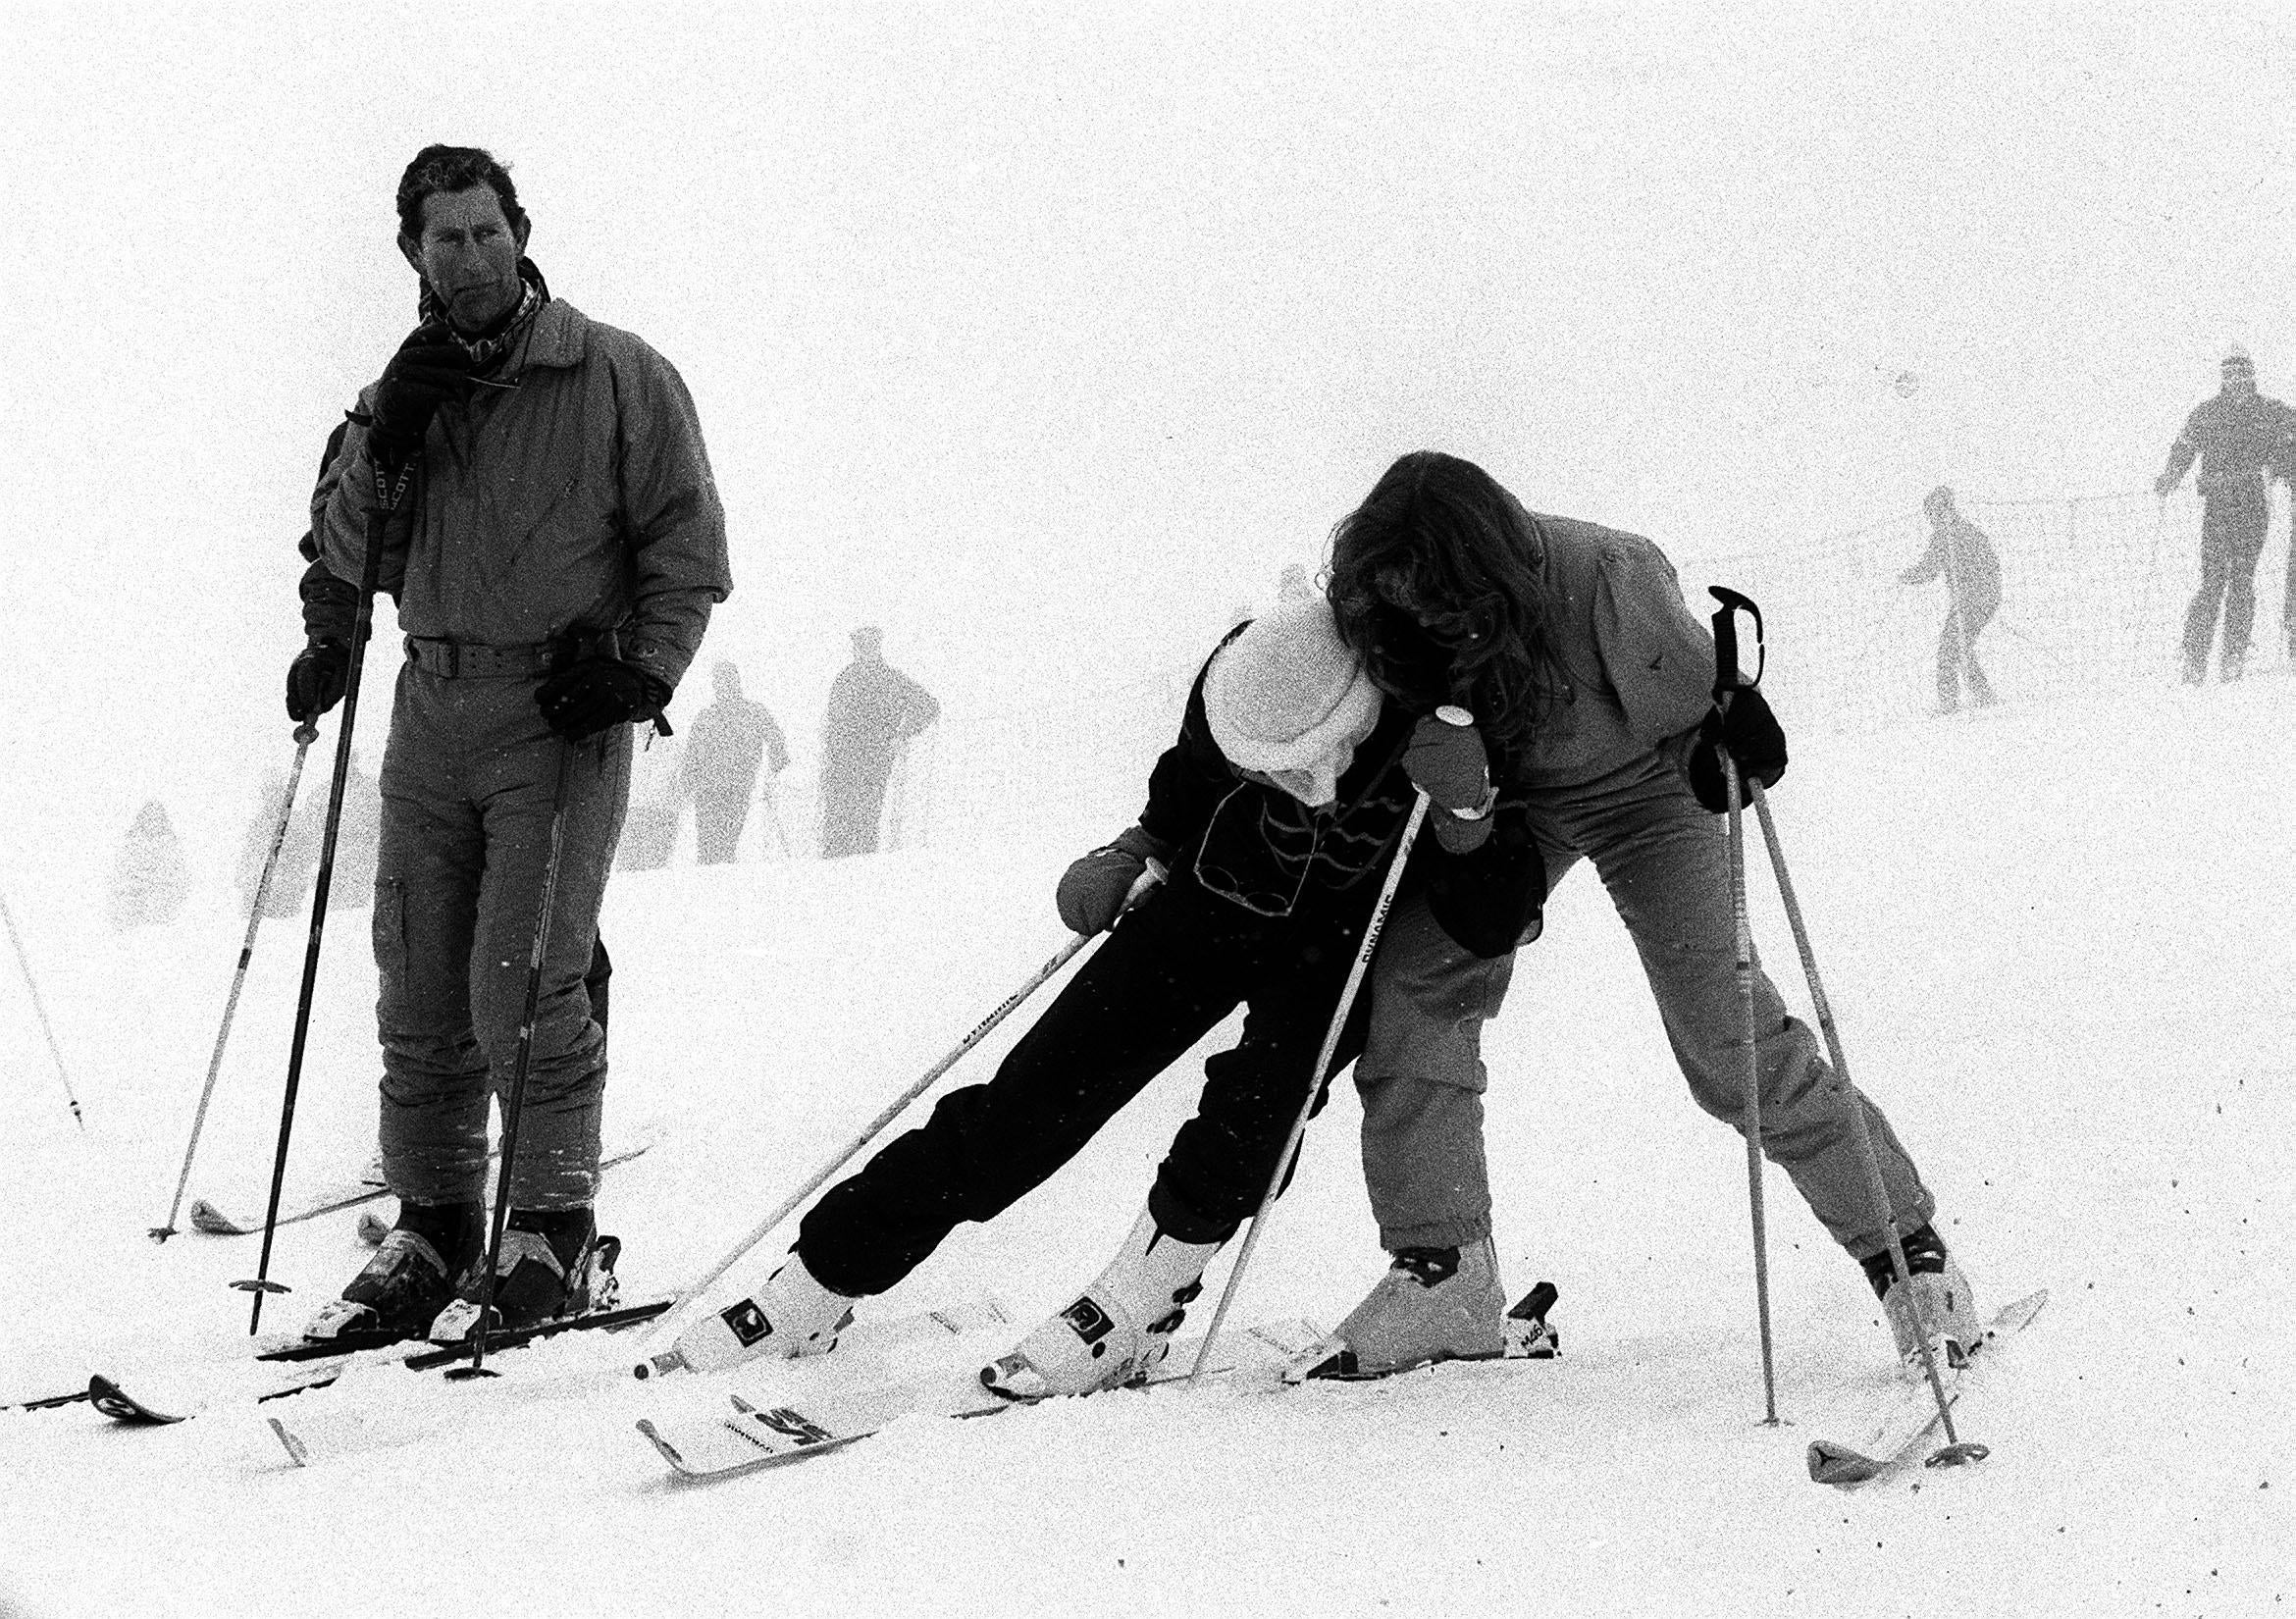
[235,460,412,1332]
[452,743,576,1381]
[150,722,320,1241]
[634,911,1128,1370]
[1708,586,1780,1426]
[0,888,83,1129]
[1189,787,1433,1382]
[1743,773,1984,1469]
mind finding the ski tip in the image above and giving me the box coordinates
[187,1200,253,1236]
[1807,1439,1883,1486]
[87,1375,190,1426]
[267,1416,311,1468]
[635,1419,690,1473]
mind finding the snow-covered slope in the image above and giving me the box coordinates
[1,676,2287,1618]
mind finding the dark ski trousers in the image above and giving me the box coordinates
[693,781,753,864]
[2183,491,2269,676]
[798,873,1375,1297]
[1934,585,2000,708]
[372,659,631,1211]
[819,756,894,858]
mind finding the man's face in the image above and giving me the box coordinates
[400,186,529,335]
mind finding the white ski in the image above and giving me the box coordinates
[636,1317,1326,1481]
[189,1134,658,1237]
[265,1295,1014,1467]
[1805,1287,2048,1485]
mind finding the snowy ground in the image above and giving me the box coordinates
[1,674,2289,1619]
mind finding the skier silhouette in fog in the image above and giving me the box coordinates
[109,801,189,932]
[819,627,938,859]
[2154,345,2296,683]
[1899,486,2001,713]
[240,767,320,919]
[678,660,788,864]
[237,754,382,914]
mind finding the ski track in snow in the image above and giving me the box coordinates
[1,681,2290,1618]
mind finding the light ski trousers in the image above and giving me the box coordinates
[1356,750,1936,1260]
[372,658,630,1210]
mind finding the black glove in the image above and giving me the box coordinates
[1401,707,1495,853]
[1686,685,1789,812]
[365,323,476,465]
[286,640,351,722]
[535,656,671,742]
[1056,826,1172,935]
[299,556,360,643]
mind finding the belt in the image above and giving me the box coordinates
[402,637,560,679]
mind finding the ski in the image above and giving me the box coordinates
[188,1134,657,1237]
[1283,1280,1560,1382]
[266,1296,1015,1467]
[1805,1287,2049,1486]
[86,1300,677,1426]
[636,1317,1327,1482]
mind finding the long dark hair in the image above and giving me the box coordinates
[1326,450,1565,754]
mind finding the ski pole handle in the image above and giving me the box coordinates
[1707,585,1763,702]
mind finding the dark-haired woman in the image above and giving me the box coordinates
[1317,449,1977,1376]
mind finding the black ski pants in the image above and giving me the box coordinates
[798,873,1375,1297]
[2183,491,2269,675]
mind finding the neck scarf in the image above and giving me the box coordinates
[420,257,551,372]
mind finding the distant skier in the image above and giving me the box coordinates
[1899,486,2001,713]
[669,597,1543,1395]
[329,753,383,912]
[678,660,788,864]
[286,144,728,1343]
[818,627,939,859]
[239,767,320,919]
[108,801,189,932]
[2154,345,2296,683]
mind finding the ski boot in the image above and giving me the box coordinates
[427,1206,620,1343]
[304,1199,481,1343]
[981,1204,1223,1399]
[1863,1224,1982,1367]
[1297,1236,1506,1379]
[635,1249,855,1378]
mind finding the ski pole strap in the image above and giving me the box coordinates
[1707,586,1764,700]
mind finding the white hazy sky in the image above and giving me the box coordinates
[2,1,2290,850]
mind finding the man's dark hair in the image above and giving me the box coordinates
[396,144,528,243]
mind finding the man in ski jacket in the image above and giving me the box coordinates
[818,626,939,857]
[678,659,789,863]
[286,144,729,1342]
[657,597,1544,1395]
[2154,346,2296,682]
[1899,485,2002,712]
